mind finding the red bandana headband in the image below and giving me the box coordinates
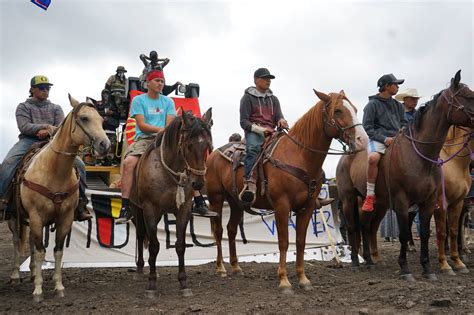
[146,70,165,81]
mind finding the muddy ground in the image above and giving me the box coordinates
[0,223,472,314]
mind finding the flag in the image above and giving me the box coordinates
[31,0,51,10]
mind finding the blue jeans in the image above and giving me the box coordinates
[0,137,38,197]
[0,137,87,198]
[244,131,264,179]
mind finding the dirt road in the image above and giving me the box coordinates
[0,223,472,314]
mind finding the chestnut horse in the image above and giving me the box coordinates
[132,109,212,297]
[205,90,368,293]
[352,71,474,281]
[434,126,473,274]
[8,95,110,302]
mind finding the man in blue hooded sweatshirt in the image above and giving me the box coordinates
[239,68,288,204]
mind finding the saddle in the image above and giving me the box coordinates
[217,131,324,213]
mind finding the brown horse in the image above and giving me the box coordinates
[335,149,369,268]
[434,126,473,274]
[205,90,368,293]
[352,71,474,281]
[132,109,212,297]
[8,95,110,302]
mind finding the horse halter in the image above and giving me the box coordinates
[322,95,362,152]
[176,123,212,176]
[444,84,474,125]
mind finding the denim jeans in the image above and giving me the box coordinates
[0,137,87,198]
[0,137,38,197]
[244,131,264,179]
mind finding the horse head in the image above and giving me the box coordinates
[443,70,474,128]
[180,108,213,191]
[68,94,111,157]
[314,89,368,152]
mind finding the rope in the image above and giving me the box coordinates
[317,206,341,265]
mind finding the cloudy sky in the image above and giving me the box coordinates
[0,0,472,177]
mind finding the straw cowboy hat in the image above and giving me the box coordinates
[395,88,421,101]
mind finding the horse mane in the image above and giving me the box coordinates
[412,91,442,131]
[287,101,323,146]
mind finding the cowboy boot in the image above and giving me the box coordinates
[76,196,92,222]
[192,195,218,217]
[315,197,335,209]
[239,178,257,204]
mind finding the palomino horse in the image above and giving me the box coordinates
[8,95,110,302]
[132,109,212,297]
[434,126,473,274]
[353,71,474,281]
[205,90,368,293]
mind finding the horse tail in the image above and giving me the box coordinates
[143,235,149,249]
[19,224,29,256]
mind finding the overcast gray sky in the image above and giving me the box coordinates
[0,0,472,177]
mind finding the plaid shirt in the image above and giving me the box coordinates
[15,98,64,139]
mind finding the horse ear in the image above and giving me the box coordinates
[313,89,330,103]
[451,70,461,89]
[202,107,213,128]
[68,94,80,108]
[86,97,96,105]
[181,107,193,126]
[339,90,346,97]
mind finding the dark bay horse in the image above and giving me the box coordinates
[343,71,474,281]
[132,109,212,297]
[434,126,473,274]
[205,90,368,293]
[8,95,110,302]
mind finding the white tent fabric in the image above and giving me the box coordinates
[21,185,345,271]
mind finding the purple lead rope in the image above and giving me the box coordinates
[408,126,470,210]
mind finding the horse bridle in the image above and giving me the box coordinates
[322,94,362,152]
[51,102,98,156]
[160,120,211,185]
[176,124,212,176]
[444,84,474,125]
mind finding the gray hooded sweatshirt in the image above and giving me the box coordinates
[362,94,408,143]
[239,87,284,132]
[15,98,64,139]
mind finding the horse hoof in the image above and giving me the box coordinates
[145,290,156,298]
[279,287,294,295]
[232,270,244,276]
[299,283,313,291]
[55,290,65,298]
[181,288,193,297]
[455,267,469,274]
[33,294,44,303]
[422,273,438,281]
[399,274,415,282]
[217,271,227,278]
[441,269,456,276]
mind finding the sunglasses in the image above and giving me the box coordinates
[36,85,51,91]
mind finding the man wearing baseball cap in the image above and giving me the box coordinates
[116,70,217,224]
[238,67,288,204]
[0,75,92,221]
[361,73,408,212]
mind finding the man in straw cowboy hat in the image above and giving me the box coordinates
[395,88,421,123]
